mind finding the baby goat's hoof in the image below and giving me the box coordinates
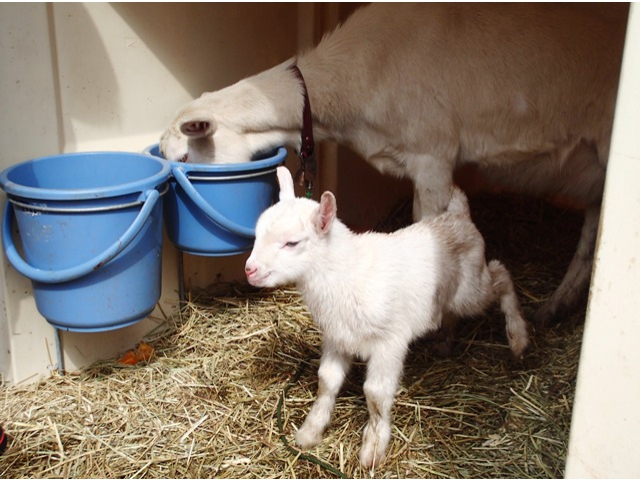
[359,421,390,469]
[359,444,386,470]
[295,425,323,449]
[508,320,535,360]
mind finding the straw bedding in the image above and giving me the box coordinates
[0,192,585,478]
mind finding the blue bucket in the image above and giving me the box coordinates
[144,144,286,256]
[0,152,170,332]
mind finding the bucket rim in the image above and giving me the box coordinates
[143,144,287,175]
[0,151,171,201]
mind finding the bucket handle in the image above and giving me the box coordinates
[2,188,161,284]
[172,166,255,238]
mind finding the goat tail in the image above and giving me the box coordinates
[446,186,470,217]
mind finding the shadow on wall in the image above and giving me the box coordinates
[111,3,299,98]
[49,4,119,151]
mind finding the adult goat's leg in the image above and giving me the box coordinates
[408,153,456,221]
[533,204,600,326]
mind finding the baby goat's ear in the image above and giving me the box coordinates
[277,167,295,201]
[316,192,337,234]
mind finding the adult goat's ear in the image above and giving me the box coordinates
[277,167,296,201]
[316,192,337,234]
[179,109,217,138]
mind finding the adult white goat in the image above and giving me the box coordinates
[161,3,629,325]
[245,166,532,468]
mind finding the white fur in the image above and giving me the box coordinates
[162,3,629,324]
[245,167,532,468]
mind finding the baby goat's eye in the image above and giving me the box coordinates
[284,240,300,248]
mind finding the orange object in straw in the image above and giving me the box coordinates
[118,341,155,365]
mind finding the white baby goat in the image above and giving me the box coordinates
[245,167,532,468]
[162,3,629,327]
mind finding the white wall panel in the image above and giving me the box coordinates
[565,4,640,478]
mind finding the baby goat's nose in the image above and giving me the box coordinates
[245,264,257,277]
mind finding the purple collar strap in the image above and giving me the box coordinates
[290,64,316,198]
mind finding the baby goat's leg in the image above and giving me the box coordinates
[296,347,351,449]
[488,260,533,359]
[359,344,407,468]
[431,312,459,357]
